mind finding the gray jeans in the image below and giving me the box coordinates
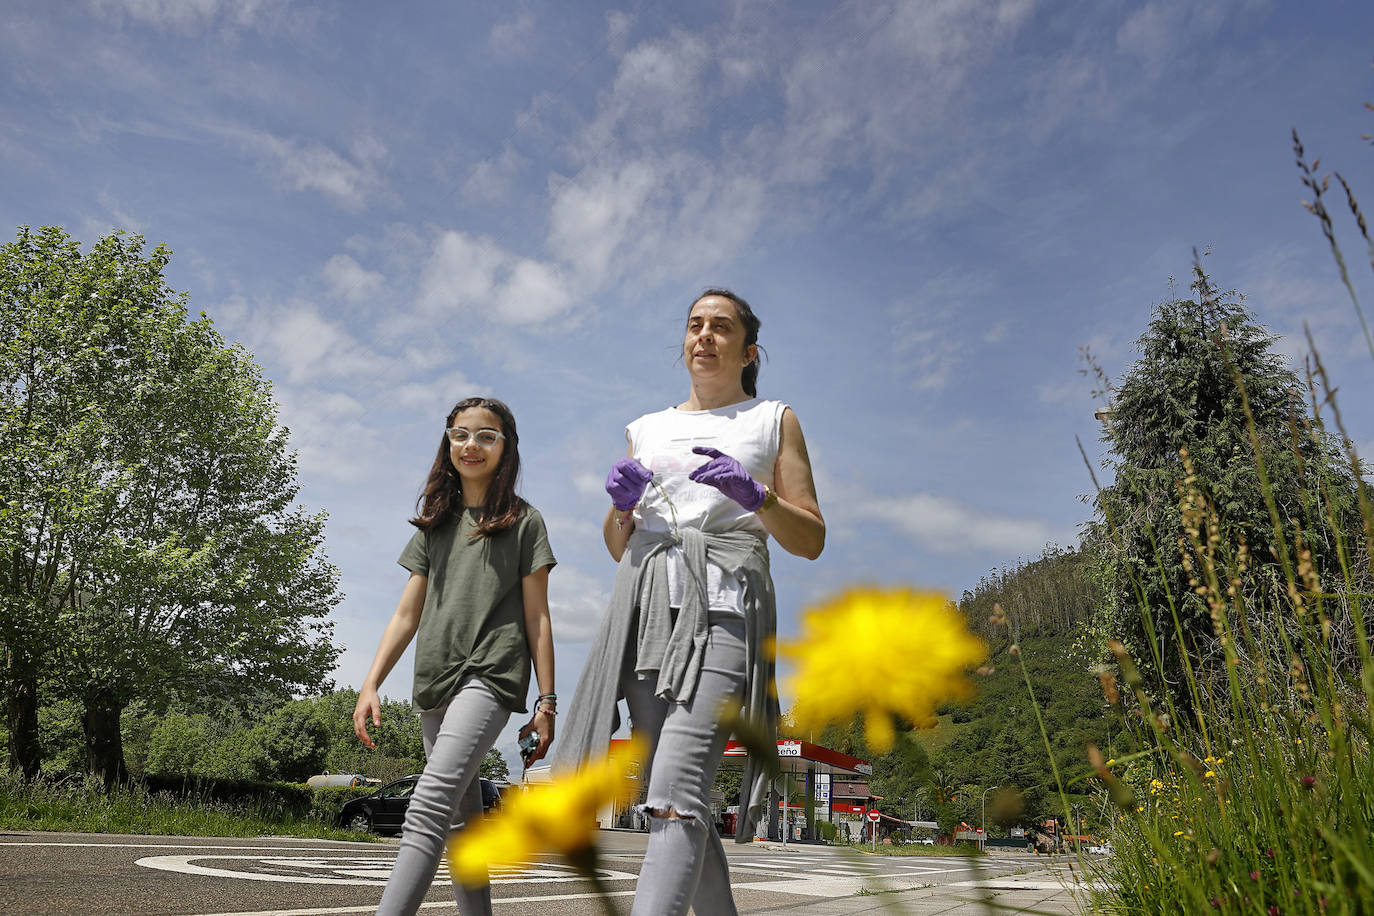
[624,614,747,916]
[375,677,509,916]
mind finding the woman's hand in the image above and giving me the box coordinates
[353,687,382,749]
[605,456,652,510]
[689,446,767,510]
[519,707,556,767]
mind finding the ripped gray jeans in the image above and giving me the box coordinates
[374,677,509,916]
[623,613,747,916]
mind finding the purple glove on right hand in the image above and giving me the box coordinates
[605,456,653,511]
[689,446,768,511]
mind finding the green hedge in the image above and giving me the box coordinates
[141,774,315,818]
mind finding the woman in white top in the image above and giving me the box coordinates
[588,288,825,915]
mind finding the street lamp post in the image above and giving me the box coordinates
[980,786,996,850]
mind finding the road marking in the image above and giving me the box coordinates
[0,841,366,851]
[134,854,637,887]
[187,890,640,916]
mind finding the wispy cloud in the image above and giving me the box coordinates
[217,126,389,210]
[489,10,536,57]
[389,370,490,413]
[855,491,1056,557]
[415,230,575,326]
[547,565,610,644]
[321,254,386,306]
[218,297,390,386]
[90,0,320,37]
[462,144,526,204]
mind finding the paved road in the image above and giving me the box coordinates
[0,830,1093,915]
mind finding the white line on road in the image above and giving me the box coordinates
[0,841,368,851]
[187,890,641,916]
[134,854,638,887]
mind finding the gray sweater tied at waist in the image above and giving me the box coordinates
[552,525,780,843]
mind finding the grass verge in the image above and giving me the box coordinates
[0,772,377,841]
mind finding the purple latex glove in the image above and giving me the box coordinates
[605,456,653,510]
[689,446,767,511]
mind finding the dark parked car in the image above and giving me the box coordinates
[339,775,503,834]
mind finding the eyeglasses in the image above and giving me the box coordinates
[446,427,504,448]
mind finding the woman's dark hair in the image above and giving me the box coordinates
[692,287,764,396]
[411,397,525,538]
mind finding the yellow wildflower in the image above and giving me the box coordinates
[778,587,987,753]
[447,739,645,887]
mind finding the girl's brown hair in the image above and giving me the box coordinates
[410,397,525,538]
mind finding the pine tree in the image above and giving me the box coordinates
[1089,262,1366,705]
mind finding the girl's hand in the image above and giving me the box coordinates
[689,446,766,511]
[519,707,556,767]
[353,687,382,749]
[605,456,653,510]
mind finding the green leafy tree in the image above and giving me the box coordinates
[712,764,743,808]
[480,747,510,782]
[0,226,340,783]
[197,728,268,782]
[1089,264,1366,705]
[255,700,331,782]
[144,713,210,778]
[315,688,425,782]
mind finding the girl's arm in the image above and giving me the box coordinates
[519,565,556,763]
[756,407,826,560]
[353,572,427,749]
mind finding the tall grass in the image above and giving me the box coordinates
[0,771,373,841]
[1078,130,1374,915]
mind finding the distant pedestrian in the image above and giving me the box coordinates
[557,289,825,916]
[354,397,557,916]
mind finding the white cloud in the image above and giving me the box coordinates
[91,0,319,36]
[1114,0,1260,75]
[984,320,1012,344]
[856,492,1055,556]
[462,144,525,204]
[581,28,713,151]
[605,10,635,56]
[1037,375,1093,405]
[272,386,380,483]
[222,126,388,210]
[416,230,576,326]
[489,11,536,56]
[547,566,611,644]
[571,472,604,498]
[321,254,385,305]
[546,155,767,292]
[390,370,490,412]
[226,298,390,386]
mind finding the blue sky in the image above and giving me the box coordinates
[5,0,1373,769]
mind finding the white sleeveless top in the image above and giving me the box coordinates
[627,398,787,614]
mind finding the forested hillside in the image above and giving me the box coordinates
[809,542,1113,836]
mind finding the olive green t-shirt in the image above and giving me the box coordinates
[397,505,556,713]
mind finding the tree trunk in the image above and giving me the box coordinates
[5,653,41,779]
[82,690,128,788]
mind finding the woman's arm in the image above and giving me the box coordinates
[520,565,556,763]
[756,407,825,560]
[603,505,635,561]
[602,446,639,562]
[353,572,427,748]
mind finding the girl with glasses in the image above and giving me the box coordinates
[355,396,557,916]
[556,289,825,915]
